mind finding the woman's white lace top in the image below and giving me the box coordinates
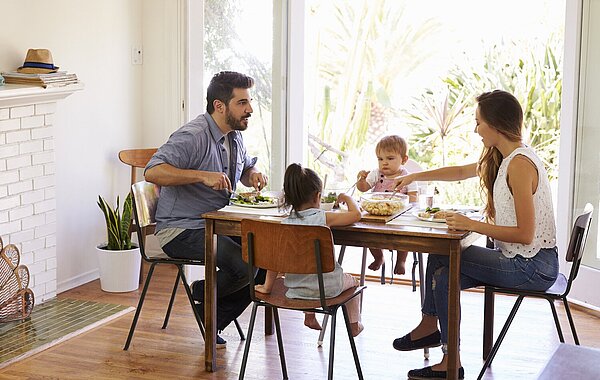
[494,146,556,258]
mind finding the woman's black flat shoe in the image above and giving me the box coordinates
[392,330,441,351]
[408,365,464,379]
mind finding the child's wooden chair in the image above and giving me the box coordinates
[240,219,365,380]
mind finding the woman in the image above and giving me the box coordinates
[393,90,558,379]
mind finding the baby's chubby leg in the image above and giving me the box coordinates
[368,248,385,271]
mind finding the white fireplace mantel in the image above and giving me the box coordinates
[0,83,84,108]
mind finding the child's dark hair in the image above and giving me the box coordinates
[283,163,322,216]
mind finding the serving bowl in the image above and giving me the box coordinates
[360,192,409,216]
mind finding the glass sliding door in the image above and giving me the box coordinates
[302,0,565,205]
[202,0,278,190]
[573,0,600,270]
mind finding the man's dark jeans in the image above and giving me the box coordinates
[162,228,249,298]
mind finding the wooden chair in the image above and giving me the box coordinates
[478,203,593,380]
[118,149,158,243]
[124,181,244,351]
[119,148,158,283]
[239,219,365,380]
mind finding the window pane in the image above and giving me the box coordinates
[203,0,274,190]
[304,0,564,206]
[574,0,600,270]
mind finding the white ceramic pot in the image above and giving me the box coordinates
[96,244,141,292]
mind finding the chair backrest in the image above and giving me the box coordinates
[131,181,160,255]
[241,219,336,306]
[241,219,335,274]
[565,203,594,289]
[119,148,158,185]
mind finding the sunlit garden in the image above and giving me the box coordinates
[203,0,565,206]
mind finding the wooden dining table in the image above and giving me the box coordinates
[202,208,481,380]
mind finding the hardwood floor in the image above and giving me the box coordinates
[1,264,599,379]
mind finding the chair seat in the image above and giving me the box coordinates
[144,251,204,266]
[545,273,568,295]
[488,272,568,298]
[255,278,365,310]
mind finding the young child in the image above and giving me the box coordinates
[356,135,418,275]
[254,163,364,336]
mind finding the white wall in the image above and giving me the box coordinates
[0,0,144,292]
[142,0,185,146]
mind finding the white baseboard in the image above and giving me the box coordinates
[57,269,99,294]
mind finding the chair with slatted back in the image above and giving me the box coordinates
[477,203,593,380]
[239,219,365,380]
[119,148,158,283]
[119,149,158,244]
[124,180,245,352]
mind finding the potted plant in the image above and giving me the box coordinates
[96,193,141,292]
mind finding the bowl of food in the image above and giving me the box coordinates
[360,192,409,216]
[320,191,337,211]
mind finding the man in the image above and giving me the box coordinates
[145,71,268,347]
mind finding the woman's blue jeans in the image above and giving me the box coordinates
[421,245,559,349]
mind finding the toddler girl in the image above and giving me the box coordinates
[254,163,364,336]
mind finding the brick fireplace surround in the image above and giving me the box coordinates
[0,83,82,303]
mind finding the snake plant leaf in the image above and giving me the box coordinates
[97,193,133,251]
[120,193,133,249]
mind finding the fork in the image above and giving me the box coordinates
[345,180,359,197]
[228,189,252,200]
[386,189,399,199]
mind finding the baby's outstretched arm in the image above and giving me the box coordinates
[255,270,278,294]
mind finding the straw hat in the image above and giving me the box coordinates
[17,49,59,74]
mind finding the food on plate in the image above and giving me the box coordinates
[360,192,408,216]
[418,207,452,219]
[433,210,451,219]
[233,191,276,206]
[321,191,338,204]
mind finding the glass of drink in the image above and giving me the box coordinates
[418,184,434,209]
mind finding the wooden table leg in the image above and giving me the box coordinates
[204,221,217,372]
[264,306,274,335]
[446,242,462,380]
[483,286,495,359]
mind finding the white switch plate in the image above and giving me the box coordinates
[131,46,143,65]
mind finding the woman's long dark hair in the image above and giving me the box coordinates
[283,163,322,217]
[476,90,523,221]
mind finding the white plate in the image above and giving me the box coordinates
[230,198,278,209]
[412,211,446,223]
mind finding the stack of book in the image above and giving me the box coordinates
[0,71,79,88]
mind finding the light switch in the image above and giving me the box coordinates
[131,46,143,65]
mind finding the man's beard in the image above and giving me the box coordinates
[226,109,250,131]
